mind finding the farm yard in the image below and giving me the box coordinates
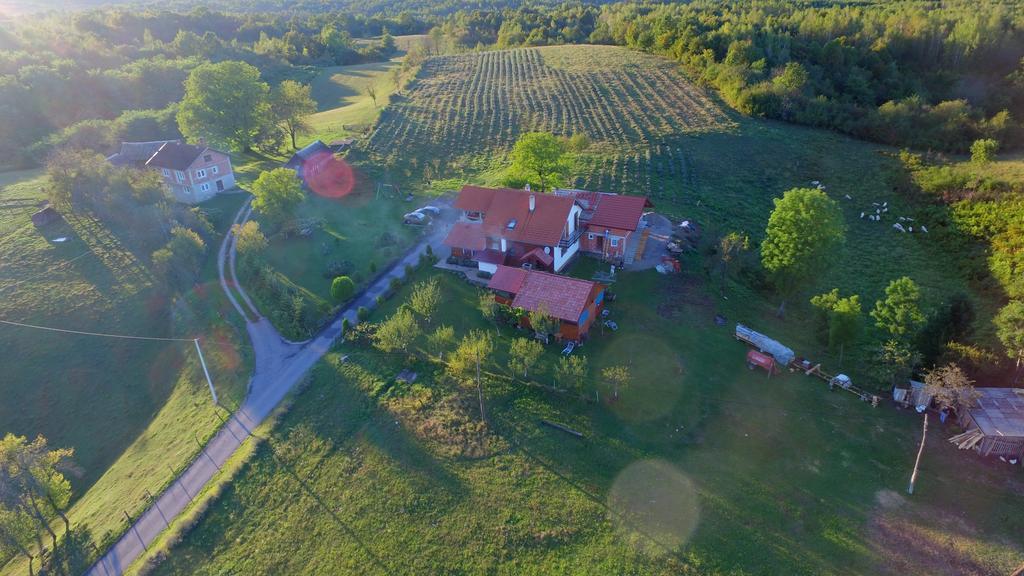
[148,267,1024,576]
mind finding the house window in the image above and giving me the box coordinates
[161,168,170,177]
[175,171,185,183]
[610,237,619,248]
[211,165,219,174]
[195,169,207,179]
[587,233,594,240]
[183,186,191,194]
[203,154,213,162]
[200,183,210,192]
[595,290,604,305]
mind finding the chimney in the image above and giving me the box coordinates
[500,237,507,253]
[529,194,536,213]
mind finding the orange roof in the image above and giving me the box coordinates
[454,185,575,247]
[588,194,650,231]
[443,222,487,251]
[488,265,599,322]
[488,266,527,293]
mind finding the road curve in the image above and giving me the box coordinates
[85,200,449,576]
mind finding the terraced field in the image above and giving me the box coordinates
[367,45,732,193]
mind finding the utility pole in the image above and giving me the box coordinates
[907,413,928,495]
[476,347,486,423]
[194,338,218,405]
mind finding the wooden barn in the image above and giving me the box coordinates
[955,387,1024,459]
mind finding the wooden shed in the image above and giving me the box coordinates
[959,387,1024,459]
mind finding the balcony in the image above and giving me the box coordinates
[559,227,584,248]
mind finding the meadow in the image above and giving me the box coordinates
[0,171,251,574]
[304,58,403,147]
[147,44,1022,575]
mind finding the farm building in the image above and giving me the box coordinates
[285,140,334,185]
[957,387,1024,459]
[487,265,605,341]
[554,189,652,263]
[444,185,650,273]
[31,205,60,227]
[106,140,178,168]
[329,137,355,153]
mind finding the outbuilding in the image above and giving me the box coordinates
[958,387,1024,459]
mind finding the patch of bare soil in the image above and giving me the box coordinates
[657,273,715,321]
[867,490,1022,576]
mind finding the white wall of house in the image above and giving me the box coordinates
[553,239,578,271]
[479,261,498,274]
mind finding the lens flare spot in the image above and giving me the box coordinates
[608,459,700,556]
[304,152,356,198]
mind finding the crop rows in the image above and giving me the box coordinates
[369,45,729,200]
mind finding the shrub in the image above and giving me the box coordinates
[389,277,402,291]
[330,276,356,302]
[341,317,351,332]
[404,263,414,276]
[357,306,369,321]
[970,138,999,164]
[369,261,378,274]
[376,295,385,306]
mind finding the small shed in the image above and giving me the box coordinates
[31,205,61,227]
[329,137,355,153]
[960,387,1024,459]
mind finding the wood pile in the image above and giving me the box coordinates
[949,429,985,450]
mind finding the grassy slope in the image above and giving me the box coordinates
[152,270,1024,576]
[304,58,402,146]
[0,171,251,573]
[148,45,1021,574]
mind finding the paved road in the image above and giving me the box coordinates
[86,203,451,576]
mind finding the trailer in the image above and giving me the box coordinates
[734,324,795,366]
[790,358,880,406]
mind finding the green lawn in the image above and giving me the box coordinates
[304,59,403,146]
[0,172,251,574]
[149,268,1024,576]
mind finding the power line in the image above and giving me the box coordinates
[0,318,195,342]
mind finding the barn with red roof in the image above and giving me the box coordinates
[487,266,607,341]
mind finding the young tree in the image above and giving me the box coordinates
[409,278,441,323]
[0,434,75,554]
[427,324,455,361]
[924,363,980,415]
[602,365,632,399]
[871,277,926,341]
[449,330,494,421]
[330,275,355,303]
[718,231,749,293]
[232,221,267,259]
[478,291,502,333]
[760,188,845,316]
[507,132,573,192]
[365,85,378,108]
[810,289,862,365]
[508,337,543,379]
[527,305,558,343]
[970,138,999,164]
[272,80,316,150]
[874,339,920,388]
[555,355,588,393]
[995,301,1024,375]
[0,508,37,576]
[177,61,272,151]
[251,168,305,228]
[990,222,1024,298]
[372,308,420,353]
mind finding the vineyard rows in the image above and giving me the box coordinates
[368,45,730,199]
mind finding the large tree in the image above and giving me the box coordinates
[272,80,316,150]
[924,363,979,415]
[0,434,75,560]
[152,226,207,292]
[871,277,926,341]
[507,132,573,192]
[810,289,862,365]
[177,61,271,151]
[760,188,845,315]
[250,168,305,228]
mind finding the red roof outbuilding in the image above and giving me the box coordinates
[488,265,600,322]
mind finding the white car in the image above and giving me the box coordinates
[403,211,427,225]
[417,206,441,216]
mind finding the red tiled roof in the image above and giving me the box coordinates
[476,249,506,265]
[488,266,527,293]
[443,222,487,251]
[488,265,598,322]
[454,185,575,247]
[519,246,553,267]
[589,194,651,231]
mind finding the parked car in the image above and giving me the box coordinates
[403,211,427,225]
[417,206,441,216]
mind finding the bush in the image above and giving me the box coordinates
[477,271,493,279]
[369,261,378,274]
[341,317,351,332]
[330,275,356,302]
[970,138,999,164]
[376,295,385,306]
[389,277,402,291]
[404,263,414,276]
[357,306,369,321]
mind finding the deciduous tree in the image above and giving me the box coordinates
[448,330,494,421]
[602,364,632,399]
[152,226,206,291]
[995,301,1024,376]
[555,355,588,393]
[232,221,267,259]
[507,132,573,192]
[372,308,420,353]
[409,278,441,324]
[810,289,862,365]
[251,168,305,228]
[924,363,979,415]
[760,188,845,316]
[427,324,455,361]
[718,231,749,293]
[871,277,926,341]
[508,337,543,379]
[177,61,271,151]
[527,305,558,343]
[272,80,316,150]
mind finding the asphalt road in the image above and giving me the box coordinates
[85,200,451,576]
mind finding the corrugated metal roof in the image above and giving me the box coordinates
[968,387,1024,438]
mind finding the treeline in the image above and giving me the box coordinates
[434,1,1024,153]
[0,7,410,166]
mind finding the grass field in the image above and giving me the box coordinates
[149,268,1024,576]
[305,59,403,146]
[0,171,251,573]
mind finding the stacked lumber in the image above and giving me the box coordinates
[949,429,985,450]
